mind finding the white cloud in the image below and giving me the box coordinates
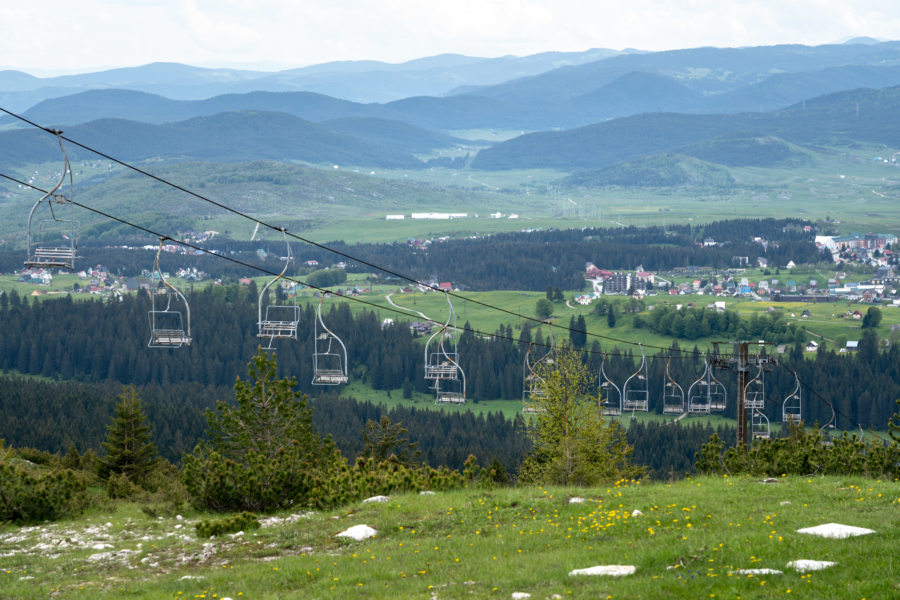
[1,0,899,74]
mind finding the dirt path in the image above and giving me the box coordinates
[385,293,430,321]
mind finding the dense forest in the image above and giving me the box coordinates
[0,371,737,481]
[0,218,820,291]
[0,286,896,429]
[0,281,898,479]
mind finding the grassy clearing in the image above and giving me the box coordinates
[1,476,898,599]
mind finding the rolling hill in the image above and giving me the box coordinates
[563,153,735,188]
[0,111,467,169]
[471,85,900,171]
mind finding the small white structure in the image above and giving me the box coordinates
[385,215,405,220]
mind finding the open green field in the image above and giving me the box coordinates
[3,141,899,247]
[2,475,898,599]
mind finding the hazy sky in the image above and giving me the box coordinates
[2,0,898,75]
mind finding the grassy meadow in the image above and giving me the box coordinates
[1,475,898,599]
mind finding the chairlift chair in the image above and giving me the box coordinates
[522,343,547,413]
[687,359,712,414]
[312,296,348,385]
[599,354,622,416]
[744,363,766,410]
[257,231,300,350]
[751,409,770,440]
[662,356,685,414]
[24,131,78,270]
[622,345,649,412]
[424,292,466,404]
[522,325,555,413]
[782,371,802,423]
[147,239,191,348]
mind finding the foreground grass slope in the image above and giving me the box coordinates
[1,475,898,599]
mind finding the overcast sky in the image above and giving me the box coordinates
[2,0,898,75]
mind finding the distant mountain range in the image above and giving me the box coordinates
[0,48,629,110]
[3,84,897,177]
[4,41,900,134]
[3,41,900,180]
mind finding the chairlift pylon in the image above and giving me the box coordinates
[424,291,466,404]
[662,356,685,414]
[312,295,349,385]
[147,238,191,348]
[782,371,802,423]
[24,130,78,270]
[622,344,649,412]
[599,353,622,417]
[257,230,300,350]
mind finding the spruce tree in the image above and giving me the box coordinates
[100,386,159,485]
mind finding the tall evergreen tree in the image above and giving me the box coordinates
[519,343,642,486]
[99,386,159,484]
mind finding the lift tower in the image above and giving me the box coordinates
[711,341,775,446]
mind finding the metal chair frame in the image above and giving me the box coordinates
[662,356,685,414]
[782,371,802,423]
[25,131,78,270]
[148,238,191,348]
[622,345,649,412]
[424,292,466,403]
[312,296,348,385]
[599,353,623,416]
[258,231,300,350]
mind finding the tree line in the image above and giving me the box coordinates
[0,218,820,291]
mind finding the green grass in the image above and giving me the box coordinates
[2,475,898,598]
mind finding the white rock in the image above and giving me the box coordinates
[419,490,436,495]
[780,500,791,505]
[363,495,390,504]
[732,569,782,575]
[90,543,113,550]
[569,565,636,577]
[229,531,244,539]
[631,509,643,517]
[796,523,875,539]
[511,593,531,600]
[175,515,184,522]
[174,524,183,530]
[179,575,205,581]
[567,497,586,504]
[336,525,377,541]
[787,560,837,572]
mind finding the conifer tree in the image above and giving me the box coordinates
[519,343,642,486]
[99,386,158,485]
[182,349,341,512]
[362,415,419,465]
